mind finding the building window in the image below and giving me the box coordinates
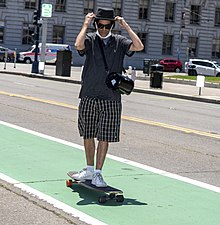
[139,0,150,20]
[22,23,35,45]
[52,25,65,44]
[55,0,66,12]
[0,21,4,43]
[112,0,122,16]
[212,39,220,58]
[0,0,6,7]
[84,0,95,14]
[137,32,147,52]
[188,36,198,57]
[25,0,36,9]
[165,1,175,22]
[162,34,172,55]
[190,5,200,25]
[215,8,220,27]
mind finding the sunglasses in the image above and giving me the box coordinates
[97,23,112,30]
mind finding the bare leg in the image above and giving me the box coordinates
[84,138,95,166]
[96,141,109,170]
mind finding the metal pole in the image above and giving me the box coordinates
[14,48,17,68]
[199,87,202,96]
[39,17,47,74]
[4,51,8,69]
[31,0,42,74]
[178,29,182,60]
[40,18,47,63]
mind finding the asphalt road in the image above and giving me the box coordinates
[0,73,220,224]
[1,73,219,185]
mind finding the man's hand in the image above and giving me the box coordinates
[115,16,144,52]
[115,16,128,28]
[84,12,95,26]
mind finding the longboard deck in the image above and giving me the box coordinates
[66,171,124,204]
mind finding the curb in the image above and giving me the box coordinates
[0,71,81,85]
[135,75,220,89]
[163,77,220,89]
[1,71,219,105]
[133,88,220,104]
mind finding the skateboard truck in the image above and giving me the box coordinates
[66,177,124,204]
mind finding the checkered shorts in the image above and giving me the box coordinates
[78,97,122,142]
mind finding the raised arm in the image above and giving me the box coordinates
[115,16,144,52]
[75,12,95,51]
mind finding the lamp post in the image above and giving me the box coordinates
[31,0,42,74]
[178,11,186,60]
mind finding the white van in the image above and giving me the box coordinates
[18,43,71,64]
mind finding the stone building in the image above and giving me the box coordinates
[0,0,220,69]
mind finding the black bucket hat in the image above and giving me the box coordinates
[95,8,115,21]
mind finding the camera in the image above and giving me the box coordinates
[106,72,134,95]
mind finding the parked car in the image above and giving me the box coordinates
[0,46,16,62]
[159,58,182,72]
[185,59,220,77]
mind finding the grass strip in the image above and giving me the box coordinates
[166,75,220,83]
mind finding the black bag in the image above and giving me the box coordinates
[106,72,134,95]
[98,37,134,95]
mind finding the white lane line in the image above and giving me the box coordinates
[0,120,219,225]
[107,154,220,193]
[1,120,220,194]
[0,173,107,225]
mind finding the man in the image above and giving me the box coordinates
[72,8,143,187]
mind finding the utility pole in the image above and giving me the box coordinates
[31,0,42,74]
[178,9,186,60]
[39,3,53,74]
[39,18,47,74]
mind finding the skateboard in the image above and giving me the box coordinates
[66,171,124,204]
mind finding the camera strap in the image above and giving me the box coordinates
[97,37,109,73]
[97,36,126,75]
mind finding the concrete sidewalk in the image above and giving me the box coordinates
[1,62,220,104]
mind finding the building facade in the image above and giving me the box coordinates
[0,0,220,69]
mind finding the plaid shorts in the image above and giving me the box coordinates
[78,97,122,142]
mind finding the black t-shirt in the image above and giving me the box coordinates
[78,33,132,101]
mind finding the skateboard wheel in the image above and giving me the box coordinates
[98,195,107,204]
[66,179,73,187]
[109,193,115,199]
[116,195,124,202]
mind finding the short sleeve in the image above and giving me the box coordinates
[77,33,91,57]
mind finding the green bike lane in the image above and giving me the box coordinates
[0,121,220,225]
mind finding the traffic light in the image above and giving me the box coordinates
[33,10,39,25]
[181,11,186,28]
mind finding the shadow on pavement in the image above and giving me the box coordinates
[68,184,148,206]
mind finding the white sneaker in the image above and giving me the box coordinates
[71,168,93,181]
[92,173,107,187]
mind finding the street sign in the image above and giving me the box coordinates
[41,3,52,18]
[196,75,205,96]
[196,75,205,87]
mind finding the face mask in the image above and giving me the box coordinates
[95,23,112,39]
